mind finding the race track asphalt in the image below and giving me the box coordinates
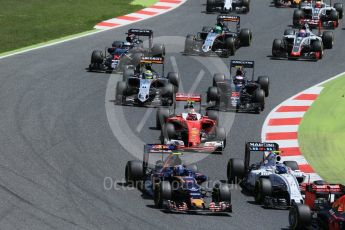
[0,0,344,229]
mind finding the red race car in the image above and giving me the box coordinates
[156,93,226,153]
[289,180,345,229]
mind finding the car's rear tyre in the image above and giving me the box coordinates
[227,158,245,183]
[257,76,269,97]
[253,89,265,112]
[312,40,323,59]
[239,29,252,47]
[164,123,176,140]
[242,0,250,12]
[322,31,334,49]
[329,10,339,22]
[156,108,170,129]
[289,204,312,230]
[207,86,220,102]
[254,178,272,203]
[206,0,215,13]
[154,181,172,208]
[91,50,103,64]
[115,81,127,103]
[214,127,226,146]
[212,184,231,203]
[161,83,174,99]
[125,160,143,184]
[293,10,304,27]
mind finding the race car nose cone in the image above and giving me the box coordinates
[291,51,300,56]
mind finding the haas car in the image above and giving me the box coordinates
[89,29,165,73]
[206,0,250,13]
[115,56,179,107]
[184,15,252,57]
[272,24,334,60]
[156,94,226,153]
[125,145,232,214]
[206,60,269,113]
[227,142,305,209]
[293,0,343,28]
[290,181,345,229]
[273,0,303,8]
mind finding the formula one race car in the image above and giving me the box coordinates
[206,0,250,14]
[293,0,343,28]
[89,29,165,73]
[272,24,334,60]
[206,60,269,113]
[227,142,305,209]
[289,181,345,229]
[115,56,179,107]
[184,15,252,57]
[125,145,232,214]
[156,94,226,153]
[273,0,302,8]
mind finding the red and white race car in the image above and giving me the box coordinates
[156,93,226,153]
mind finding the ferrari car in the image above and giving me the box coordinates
[115,56,179,107]
[125,145,232,214]
[156,94,226,153]
[183,15,252,57]
[289,181,345,229]
[206,60,269,113]
[273,0,302,8]
[206,0,250,14]
[293,0,343,28]
[227,142,305,209]
[88,29,165,73]
[272,24,334,60]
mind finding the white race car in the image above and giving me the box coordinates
[206,0,250,14]
[227,142,305,208]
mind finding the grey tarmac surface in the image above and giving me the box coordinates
[0,0,344,229]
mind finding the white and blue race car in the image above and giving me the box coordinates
[206,0,250,14]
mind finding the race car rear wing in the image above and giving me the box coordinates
[140,56,164,64]
[174,93,202,113]
[127,29,153,48]
[217,15,240,33]
[230,60,255,80]
[143,144,176,169]
[244,142,280,171]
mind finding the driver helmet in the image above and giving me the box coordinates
[275,164,288,174]
[315,1,322,8]
[299,29,307,37]
[184,101,195,114]
[214,26,222,34]
[143,70,153,79]
[174,165,185,176]
[126,34,136,43]
[123,42,132,50]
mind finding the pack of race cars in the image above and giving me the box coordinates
[88,0,345,227]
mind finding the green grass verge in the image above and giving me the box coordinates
[299,74,345,183]
[0,0,157,54]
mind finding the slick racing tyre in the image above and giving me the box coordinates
[239,29,252,47]
[272,39,283,57]
[225,37,236,56]
[125,160,143,184]
[334,3,343,19]
[115,81,127,104]
[154,181,172,208]
[207,86,220,102]
[156,108,170,129]
[91,50,103,64]
[227,158,245,183]
[293,10,304,27]
[253,89,265,113]
[289,204,312,229]
[206,0,215,13]
[213,73,226,87]
[311,40,323,59]
[151,44,165,57]
[161,83,175,106]
[206,110,219,124]
[254,178,272,203]
[242,0,250,12]
[184,34,195,53]
[322,31,334,49]
[212,184,231,203]
[257,76,269,97]
[167,72,179,92]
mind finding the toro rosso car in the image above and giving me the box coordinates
[290,181,345,229]
[293,0,343,28]
[125,145,232,214]
[115,56,179,107]
[183,15,252,57]
[88,29,165,73]
[206,0,250,14]
[227,142,305,209]
[272,24,334,60]
[156,94,226,153]
[273,0,303,8]
[206,60,269,114]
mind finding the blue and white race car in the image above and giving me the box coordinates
[206,0,250,14]
[183,15,252,57]
[125,144,232,214]
[227,142,305,209]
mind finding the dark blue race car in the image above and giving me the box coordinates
[125,144,232,214]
